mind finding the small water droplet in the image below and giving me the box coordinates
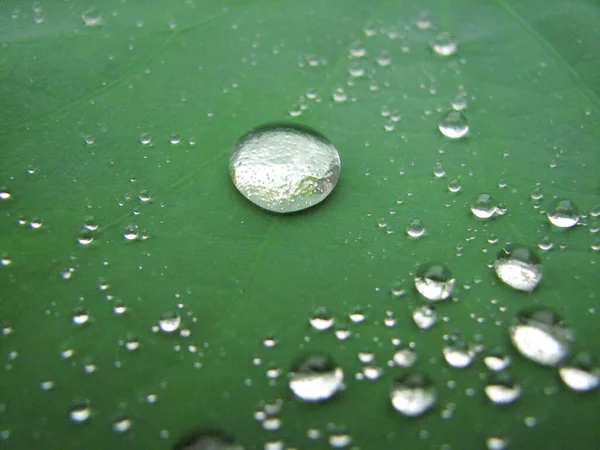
[470,193,497,219]
[309,307,334,331]
[158,312,181,333]
[406,218,426,238]
[288,352,343,402]
[0,186,12,200]
[393,347,417,367]
[390,372,436,417]
[112,415,132,433]
[77,228,94,245]
[486,436,509,450]
[412,304,437,330]
[123,224,140,241]
[431,32,457,56]
[69,400,92,423]
[484,373,521,404]
[558,352,600,392]
[438,110,468,138]
[230,123,341,213]
[82,7,102,26]
[72,307,90,326]
[443,341,475,368]
[493,244,542,292]
[168,132,181,144]
[483,353,511,372]
[29,217,43,229]
[447,178,462,193]
[138,189,151,202]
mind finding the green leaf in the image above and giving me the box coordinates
[1,0,599,448]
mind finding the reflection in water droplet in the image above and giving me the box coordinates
[0,186,11,200]
[483,353,511,372]
[493,244,542,292]
[77,228,94,245]
[230,123,341,213]
[558,352,600,392]
[412,304,437,330]
[139,189,151,202]
[470,193,497,219]
[309,307,334,331]
[112,415,132,433]
[547,198,580,228]
[510,306,572,366]
[82,7,102,26]
[393,347,417,368]
[414,263,455,301]
[485,373,521,404]
[447,178,462,193]
[172,429,244,450]
[158,312,181,333]
[438,110,468,138]
[431,32,457,56]
[140,132,152,145]
[288,352,343,402]
[72,307,90,325]
[30,217,43,229]
[390,372,436,417]
[443,342,475,368]
[406,218,426,238]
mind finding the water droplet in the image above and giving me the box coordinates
[139,189,151,202]
[412,304,437,330]
[0,186,12,200]
[406,218,426,238]
[82,7,102,26]
[433,162,445,177]
[41,380,55,391]
[390,372,436,417]
[230,123,341,213]
[168,132,181,144]
[72,307,90,325]
[558,352,600,392]
[29,217,43,229]
[112,415,132,433]
[309,307,334,331]
[390,281,406,297]
[288,352,343,402]
[123,224,140,241]
[348,307,366,323]
[493,244,542,292]
[470,193,497,219]
[124,335,140,351]
[484,373,521,404]
[158,312,181,333]
[329,431,352,448]
[77,228,94,245]
[547,198,580,228]
[486,436,509,450]
[140,132,152,145]
[483,353,511,372]
[537,235,553,251]
[447,178,462,193]
[443,341,475,368]
[263,335,277,348]
[393,347,417,368]
[510,306,572,366]
[69,400,92,423]
[172,429,243,450]
[431,32,457,56]
[83,216,98,231]
[438,110,468,139]
[414,263,455,301]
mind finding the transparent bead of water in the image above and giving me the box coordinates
[390,372,436,417]
[112,416,132,433]
[288,352,343,402]
[393,347,417,367]
[229,123,341,213]
[81,7,102,26]
[483,353,511,372]
[309,307,334,331]
[123,224,140,241]
[447,178,462,193]
[547,198,580,228]
[158,312,181,333]
[431,32,457,56]
[443,342,475,368]
[509,306,572,366]
[406,218,426,238]
[438,110,468,139]
[77,229,94,245]
[69,400,92,423]
[471,193,497,219]
[486,436,509,450]
[484,373,522,404]
[412,304,437,330]
[414,263,455,301]
[493,244,542,292]
[0,186,12,200]
[558,352,600,392]
[72,307,90,326]
[172,429,243,450]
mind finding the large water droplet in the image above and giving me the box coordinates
[484,373,521,404]
[173,429,244,450]
[558,352,600,392]
[390,372,436,417]
[230,123,341,213]
[438,110,468,139]
[509,306,572,366]
[443,341,475,368]
[493,244,542,292]
[406,218,426,238]
[412,304,437,330]
[288,352,343,402]
[309,307,334,331]
[158,312,181,333]
[69,400,92,423]
[547,198,580,228]
[414,263,455,301]
[431,32,457,56]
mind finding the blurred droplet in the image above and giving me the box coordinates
[438,110,468,138]
[390,372,436,417]
[288,352,344,402]
[493,244,542,292]
[431,32,457,56]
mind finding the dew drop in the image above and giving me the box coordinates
[486,436,509,450]
[158,312,181,333]
[406,218,426,238]
[288,352,343,402]
[438,110,468,139]
[69,400,92,423]
[493,244,542,292]
[414,263,455,301]
[484,373,521,404]
[443,341,475,368]
[483,353,511,372]
[0,186,11,200]
[309,307,334,331]
[140,132,152,145]
[470,193,497,219]
[547,198,580,228]
[431,32,457,56]
[229,123,341,213]
[390,372,436,417]
[77,228,94,245]
[393,347,417,368]
[82,7,102,26]
[558,352,600,392]
[509,306,572,366]
[123,224,140,241]
[412,304,437,330]
[72,307,90,326]
[172,429,243,450]
[112,415,132,433]
[447,178,462,193]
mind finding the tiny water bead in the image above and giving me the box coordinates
[509,306,572,366]
[229,123,341,213]
[484,373,522,405]
[77,228,94,245]
[547,198,580,228]
[390,372,436,417]
[558,352,600,392]
[406,218,426,238]
[431,32,458,56]
[414,263,455,301]
[493,244,542,292]
[288,352,343,402]
[438,110,468,139]
[470,193,497,219]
